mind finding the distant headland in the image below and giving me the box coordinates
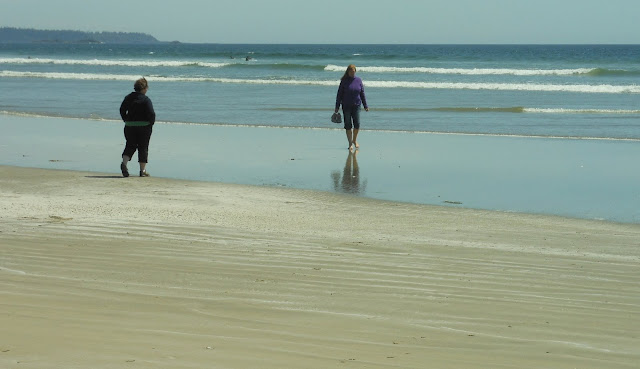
[0,27,171,44]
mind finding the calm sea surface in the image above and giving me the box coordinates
[1,43,640,139]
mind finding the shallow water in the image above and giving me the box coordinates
[2,114,639,223]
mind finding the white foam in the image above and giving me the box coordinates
[0,58,597,76]
[325,64,594,76]
[3,71,638,94]
[0,70,144,81]
[365,80,640,93]
[0,57,231,68]
[364,80,640,94]
[525,108,640,114]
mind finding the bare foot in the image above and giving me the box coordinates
[354,141,360,148]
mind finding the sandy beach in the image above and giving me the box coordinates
[1,165,638,368]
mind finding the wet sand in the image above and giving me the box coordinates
[1,165,638,368]
[2,114,640,223]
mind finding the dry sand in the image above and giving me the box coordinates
[1,165,638,368]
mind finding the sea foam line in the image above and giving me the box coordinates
[524,108,640,114]
[367,81,640,93]
[325,64,595,76]
[2,71,639,94]
[0,57,231,68]
[0,58,608,76]
[380,107,640,114]
[270,107,640,114]
[3,110,639,142]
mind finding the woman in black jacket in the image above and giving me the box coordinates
[119,77,155,177]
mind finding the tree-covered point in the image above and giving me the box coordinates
[0,27,161,44]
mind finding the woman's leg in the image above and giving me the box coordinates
[121,126,138,177]
[137,125,153,176]
[343,108,354,149]
[351,107,361,148]
[345,129,353,149]
[122,126,138,160]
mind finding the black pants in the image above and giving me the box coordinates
[342,105,361,130]
[122,125,153,163]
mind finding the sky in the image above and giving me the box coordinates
[1,0,639,44]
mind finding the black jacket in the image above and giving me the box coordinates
[120,92,155,125]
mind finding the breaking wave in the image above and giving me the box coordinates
[3,71,640,94]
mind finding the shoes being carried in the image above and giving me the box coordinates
[120,163,129,178]
[140,170,150,177]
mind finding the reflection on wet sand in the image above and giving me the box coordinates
[331,150,367,195]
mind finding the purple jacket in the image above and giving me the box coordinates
[335,76,368,110]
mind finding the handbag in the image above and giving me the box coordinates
[331,112,342,124]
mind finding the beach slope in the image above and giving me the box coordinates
[1,165,638,368]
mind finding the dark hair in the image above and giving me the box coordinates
[134,77,148,92]
[341,64,356,80]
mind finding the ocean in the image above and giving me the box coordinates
[1,43,639,222]
[1,43,640,138]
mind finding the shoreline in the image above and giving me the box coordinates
[1,165,639,368]
[3,111,640,142]
[2,114,640,224]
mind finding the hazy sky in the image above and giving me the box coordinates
[1,0,638,44]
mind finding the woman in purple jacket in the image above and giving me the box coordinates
[335,64,369,150]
